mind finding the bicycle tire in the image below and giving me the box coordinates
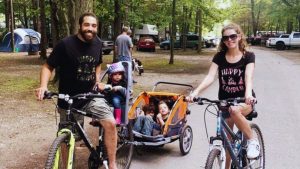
[244,123,265,169]
[116,123,134,169]
[179,125,193,155]
[205,148,222,169]
[45,133,75,169]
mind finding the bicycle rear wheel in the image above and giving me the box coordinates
[45,132,75,169]
[116,123,134,169]
[205,148,223,169]
[245,123,265,169]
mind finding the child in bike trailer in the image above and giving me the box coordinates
[133,101,170,136]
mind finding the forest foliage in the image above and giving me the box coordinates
[0,0,299,56]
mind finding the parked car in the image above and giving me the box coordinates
[136,37,156,52]
[102,39,114,55]
[159,34,205,50]
[204,36,219,48]
[159,39,181,50]
[268,32,300,50]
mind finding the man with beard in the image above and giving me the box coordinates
[35,12,118,169]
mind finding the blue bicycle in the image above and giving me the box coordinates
[194,97,265,169]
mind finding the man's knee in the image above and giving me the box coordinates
[101,120,116,131]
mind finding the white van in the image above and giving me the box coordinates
[134,24,159,42]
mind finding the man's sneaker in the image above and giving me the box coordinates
[247,139,260,159]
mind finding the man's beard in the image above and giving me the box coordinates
[79,29,97,43]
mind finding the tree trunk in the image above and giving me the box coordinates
[9,0,15,52]
[250,0,257,36]
[287,21,293,34]
[195,8,199,34]
[298,14,300,32]
[57,1,70,38]
[39,0,47,59]
[23,6,28,28]
[32,0,41,32]
[68,0,76,35]
[5,0,10,30]
[197,8,202,53]
[182,6,187,51]
[49,0,59,48]
[113,0,122,62]
[169,0,176,64]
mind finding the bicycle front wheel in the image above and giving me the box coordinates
[116,123,134,169]
[45,132,75,169]
[205,148,223,169]
[245,123,265,169]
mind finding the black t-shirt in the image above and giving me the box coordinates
[47,35,102,108]
[212,51,255,100]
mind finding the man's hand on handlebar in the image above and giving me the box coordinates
[35,87,48,101]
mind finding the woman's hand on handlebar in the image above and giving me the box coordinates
[35,87,48,101]
[186,92,198,102]
[245,95,256,105]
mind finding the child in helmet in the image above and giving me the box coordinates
[106,62,127,124]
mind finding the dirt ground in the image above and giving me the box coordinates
[0,46,299,169]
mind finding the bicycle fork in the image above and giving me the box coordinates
[208,114,226,169]
[56,129,75,169]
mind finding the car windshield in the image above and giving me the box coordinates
[140,37,154,42]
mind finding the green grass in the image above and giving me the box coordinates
[0,73,38,100]
[140,58,203,74]
[101,54,209,74]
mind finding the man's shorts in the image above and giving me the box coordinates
[83,98,115,121]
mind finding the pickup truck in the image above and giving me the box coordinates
[267,32,300,50]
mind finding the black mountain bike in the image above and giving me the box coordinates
[44,92,133,169]
[194,97,265,169]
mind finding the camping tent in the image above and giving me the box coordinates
[0,28,41,52]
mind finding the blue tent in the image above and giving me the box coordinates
[0,28,41,52]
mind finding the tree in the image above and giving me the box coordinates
[39,0,47,59]
[169,0,176,64]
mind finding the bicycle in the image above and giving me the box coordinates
[43,91,134,169]
[193,97,265,169]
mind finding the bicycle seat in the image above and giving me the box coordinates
[246,110,258,121]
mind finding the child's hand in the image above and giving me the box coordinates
[93,82,109,91]
[156,113,164,126]
[156,113,163,121]
[112,85,123,92]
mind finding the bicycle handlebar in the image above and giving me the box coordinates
[43,91,106,101]
[193,97,247,107]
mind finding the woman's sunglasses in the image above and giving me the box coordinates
[222,34,238,41]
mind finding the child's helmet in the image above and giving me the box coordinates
[108,62,125,75]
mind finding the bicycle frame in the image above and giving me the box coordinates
[209,109,246,169]
[53,100,108,169]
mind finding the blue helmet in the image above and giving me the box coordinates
[108,62,125,75]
